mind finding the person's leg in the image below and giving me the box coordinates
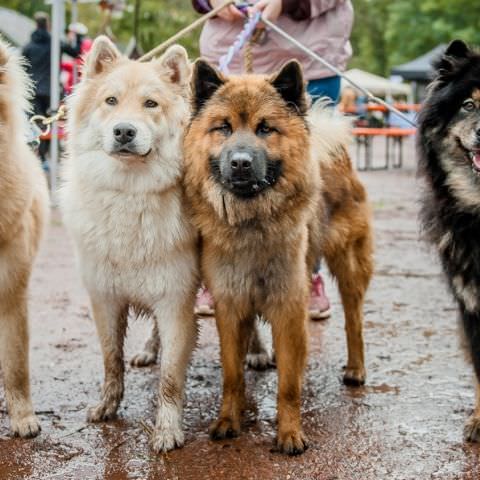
[305,76,342,319]
[33,95,50,166]
[307,76,341,105]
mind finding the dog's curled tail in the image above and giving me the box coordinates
[0,36,33,132]
[308,100,352,163]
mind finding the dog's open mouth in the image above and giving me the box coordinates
[467,149,480,173]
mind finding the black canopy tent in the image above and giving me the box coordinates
[391,44,446,101]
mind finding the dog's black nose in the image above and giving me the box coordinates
[113,123,137,144]
[476,128,480,139]
[230,152,252,174]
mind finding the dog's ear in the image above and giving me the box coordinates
[191,59,225,114]
[434,40,472,79]
[270,60,307,115]
[156,44,191,87]
[84,35,120,78]
[0,39,10,84]
[445,40,470,59]
[0,40,8,68]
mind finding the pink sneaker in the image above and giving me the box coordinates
[309,273,331,320]
[194,285,215,316]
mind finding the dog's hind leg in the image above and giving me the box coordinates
[209,301,252,441]
[151,297,197,453]
[87,296,128,422]
[130,320,159,367]
[246,316,275,370]
[326,235,373,386]
[460,308,480,442]
[0,297,40,438]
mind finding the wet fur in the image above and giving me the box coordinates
[60,37,199,452]
[0,38,49,437]
[418,40,480,442]
[183,61,373,455]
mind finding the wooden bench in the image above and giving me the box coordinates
[353,127,416,171]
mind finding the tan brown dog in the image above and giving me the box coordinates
[183,60,373,455]
[0,38,49,437]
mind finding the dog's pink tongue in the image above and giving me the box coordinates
[474,152,480,169]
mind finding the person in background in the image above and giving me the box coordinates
[192,0,354,319]
[22,12,82,167]
[338,86,357,114]
[61,23,92,96]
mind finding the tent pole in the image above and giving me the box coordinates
[49,0,63,202]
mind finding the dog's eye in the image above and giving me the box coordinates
[105,96,118,106]
[463,100,476,112]
[212,122,232,136]
[144,99,158,108]
[256,121,275,137]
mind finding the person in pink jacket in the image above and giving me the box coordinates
[192,0,353,104]
[192,0,354,319]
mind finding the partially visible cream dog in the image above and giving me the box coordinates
[0,38,49,437]
[60,37,199,452]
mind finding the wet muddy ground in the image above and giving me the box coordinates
[2,139,480,479]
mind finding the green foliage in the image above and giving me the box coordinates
[3,0,480,76]
[109,0,201,57]
[1,0,201,58]
[351,0,480,76]
[2,0,46,18]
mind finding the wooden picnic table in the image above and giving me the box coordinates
[342,103,421,114]
[353,127,417,171]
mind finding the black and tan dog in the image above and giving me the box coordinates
[418,40,480,442]
[183,59,373,455]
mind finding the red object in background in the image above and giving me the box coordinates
[61,37,93,95]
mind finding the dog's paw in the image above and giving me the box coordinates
[276,429,308,456]
[130,351,157,367]
[209,417,241,440]
[464,415,480,442]
[10,414,41,438]
[246,352,275,370]
[151,424,185,453]
[343,366,366,386]
[87,401,118,422]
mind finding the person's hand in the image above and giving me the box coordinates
[251,0,282,24]
[210,0,245,22]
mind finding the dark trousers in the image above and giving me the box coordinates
[32,95,50,161]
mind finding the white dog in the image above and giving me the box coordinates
[60,36,199,452]
[0,38,49,437]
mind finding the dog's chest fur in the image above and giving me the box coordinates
[64,184,197,300]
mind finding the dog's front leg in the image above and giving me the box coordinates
[209,300,252,440]
[151,298,197,453]
[0,298,40,438]
[267,297,308,455]
[87,296,128,422]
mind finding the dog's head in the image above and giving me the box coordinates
[421,41,480,171]
[67,36,190,190]
[185,59,310,202]
[0,36,32,131]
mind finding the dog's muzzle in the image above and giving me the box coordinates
[218,146,279,198]
[111,122,148,156]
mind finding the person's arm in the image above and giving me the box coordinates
[192,0,211,14]
[22,46,32,75]
[192,0,244,21]
[61,34,82,58]
[282,0,345,20]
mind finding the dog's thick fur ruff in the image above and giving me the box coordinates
[0,38,49,437]
[60,37,199,453]
[418,40,480,442]
[183,60,373,455]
